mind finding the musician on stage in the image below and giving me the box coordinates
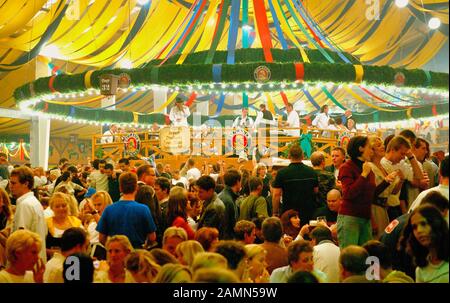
[169,97,190,127]
[233,108,254,129]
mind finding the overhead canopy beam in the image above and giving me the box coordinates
[0,107,33,120]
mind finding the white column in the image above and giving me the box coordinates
[233,94,241,115]
[153,87,168,115]
[196,99,209,116]
[101,95,116,111]
[30,116,51,170]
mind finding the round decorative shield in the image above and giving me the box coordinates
[231,128,251,155]
[254,66,271,82]
[118,73,131,89]
[394,72,405,87]
[338,131,354,150]
[123,133,141,157]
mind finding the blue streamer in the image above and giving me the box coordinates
[165,0,204,57]
[293,0,351,63]
[212,64,222,83]
[268,0,289,50]
[212,94,226,117]
[227,0,241,64]
[77,92,138,110]
[284,0,334,63]
[302,89,321,110]
[69,106,76,117]
[242,0,249,48]
[374,86,417,103]
[0,2,68,71]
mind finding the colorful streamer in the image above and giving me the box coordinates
[253,0,274,62]
[226,0,241,64]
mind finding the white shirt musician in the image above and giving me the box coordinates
[169,97,191,127]
[233,108,254,129]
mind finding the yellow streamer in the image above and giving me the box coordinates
[272,0,310,63]
[45,95,103,105]
[177,0,219,64]
[154,92,179,113]
[133,112,139,123]
[264,93,275,115]
[354,65,364,83]
[343,86,402,112]
[84,70,95,88]
[406,108,412,119]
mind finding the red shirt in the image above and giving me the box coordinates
[172,216,195,240]
[338,159,376,219]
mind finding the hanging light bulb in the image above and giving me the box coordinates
[395,0,408,8]
[120,59,133,69]
[428,17,441,29]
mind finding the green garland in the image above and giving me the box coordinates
[34,101,448,126]
[14,48,448,102]
[144,48,359,66]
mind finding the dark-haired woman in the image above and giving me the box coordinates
[403,205,449,283]
[166,187,195,240]
[337,136,376,248]
[281,209,301,239]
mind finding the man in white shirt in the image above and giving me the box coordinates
[169,97,190,127]
[381,136,424,219]
[171,170,188,188]
[180,158,202,183]
[233,108,254,129]
[409,155,449,212]
[281,103,300,137]
[100,124,118,144]
[10,166,47,262]
[44,227,89,283]
[88,159,109,192]
[312,105,330,130]
[270,240,328,283]
[310,226,341,283]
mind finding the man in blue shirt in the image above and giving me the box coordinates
[97,172,157,248]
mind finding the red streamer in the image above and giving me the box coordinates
[185,92,197,106]
[432,105,437,116]
[159,0,207,66]
[280,91,289,107]
[19,141,24,161]
[155,0,200,60]
[48,75,58,92]
[294,63,304,81]
[359,86,419,109]
[253,0,273,62]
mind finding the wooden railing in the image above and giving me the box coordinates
[92,126,383,166]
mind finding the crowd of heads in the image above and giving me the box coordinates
[0,126,448,284]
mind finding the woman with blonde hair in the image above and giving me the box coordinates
[0,188,13,267]
[125,249,161,283]
[95,235,134,283]
[252,162,271,198]
[0,230,45,282]
[368,135,402,239]
[54,186,79,217]
[80,191,112,245]
[175,240,204,267]
[153,263,192,283]
[46,192,82,258]
[245,244,270,283]
[191,252,228,274]
[162,226,188,257]
[193,267,239,283]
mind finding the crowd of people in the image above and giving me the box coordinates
[0,127,448,283]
